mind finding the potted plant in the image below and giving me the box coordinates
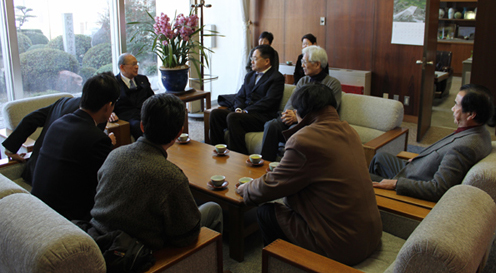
[129,10,219,92]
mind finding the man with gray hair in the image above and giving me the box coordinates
[260,45,342,161]
[110,53,154,139]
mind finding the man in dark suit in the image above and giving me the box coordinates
[110,53,154,139]
[210,45,285,154]
[245,31,279,73]
[370,84,494,202]
[31,72,120,221]
[2,98,110,184]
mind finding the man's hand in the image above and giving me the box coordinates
[108,112,119,123]
[5,151,27,163]
[235,108,245,113]
[281,110,297,125]
[108,132,116,146]
[236,182,246,196]
[372,179,398,190]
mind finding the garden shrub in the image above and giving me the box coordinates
[82,43,111,70]
[17,32,32,54]
[95,63,113,74]
[47,34,92,64]
[27,44,46,51]
[79,66,97,83]
[24,31,49,45]
[20,48,79,92]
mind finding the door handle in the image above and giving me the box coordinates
[416,60,434,65]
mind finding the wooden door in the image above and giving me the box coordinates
[417,0,440,141]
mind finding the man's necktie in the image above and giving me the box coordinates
[130,80,137,90]
[255,72,263,84]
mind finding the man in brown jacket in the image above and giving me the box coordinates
[237,83,382,266]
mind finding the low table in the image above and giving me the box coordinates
[167,140,269,262]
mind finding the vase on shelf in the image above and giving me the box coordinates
[448,8,454,19]
[439,8,445,19]
[159,65,190,93]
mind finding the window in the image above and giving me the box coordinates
[13,0,112,97]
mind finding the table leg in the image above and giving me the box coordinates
[228,204,245,262]
[183,107,189,134]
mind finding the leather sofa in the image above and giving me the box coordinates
[205,84,408,165]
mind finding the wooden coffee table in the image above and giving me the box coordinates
[167,140,268,262]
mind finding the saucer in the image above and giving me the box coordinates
[176,137,191,144]
[213,149,230,156]
[266,168,271,172]
[207,180,229,190]
[246,158,264,166]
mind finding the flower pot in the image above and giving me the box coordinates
[160,65,189,92]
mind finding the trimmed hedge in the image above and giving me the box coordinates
[17,33,32,54]
[47,34,92,63]
[95,63,113,74]
[79,66,97,83]
[82,43,111,70]
[27,44,47,51]
[24,32,49,45]
[20,48,79,92]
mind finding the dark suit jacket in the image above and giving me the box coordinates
[31,109,112,221]
[234,66,285,120]
[114,74,154,122]
[2,97,81,183]
[395,125,492,201]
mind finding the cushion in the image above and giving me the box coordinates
[392,185,496,272]
[0,194,105,273]
[0,174,29,199]
[2,93,73,140]
[340,93,403,132]
[353,232,406,273]
[462,141,496,203]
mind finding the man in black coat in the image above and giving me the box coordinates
[2,97,109,184]
[210,45,285,154]
[31,72,120,221]
[110,53,154,139]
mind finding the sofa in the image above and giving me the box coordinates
[0,92,131,190]
[204,84,408,164]
[0,174,224,273]
[262,184,496,273]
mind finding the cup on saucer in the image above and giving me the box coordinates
[249,154,262,164]
[269,162,279,171]
[238,177,253,185]
[178,133,189,142]
[210,175,226,187]
[215,144,227,154]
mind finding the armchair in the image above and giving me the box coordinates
[434,51,454,98]
[262,185,496,273]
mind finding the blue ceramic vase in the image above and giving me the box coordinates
[160,66,189,92]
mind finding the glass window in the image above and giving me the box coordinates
[14,0,112,97]
[125,0,158,90]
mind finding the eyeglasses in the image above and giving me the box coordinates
[301,59,315,65]
[250,56,267,62]
[124,62,140,66]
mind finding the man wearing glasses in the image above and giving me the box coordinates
[110,53,154,139]
[209,45,284,154]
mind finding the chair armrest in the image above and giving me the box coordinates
[145,227,222,273]
[362,127,409,166]
[105,120,131,148]
[0,128,36,153]
[396,151,418,160]
[262,239,361,273]
[375,195,431,222]
[204,106,227,144]
[374,188,436,210]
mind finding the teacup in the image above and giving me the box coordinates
[215,144,227,154]
[269,162,280,171]
[210,175,225,187]
[179,133,189,142]
[249,154,262,164]
[238,177,253,184]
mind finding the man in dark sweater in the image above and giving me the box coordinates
[91,94,222,249]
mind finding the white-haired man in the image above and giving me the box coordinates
[260,46,342,161]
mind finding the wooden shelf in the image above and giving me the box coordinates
[441,0,477,2]
[439,18,476,22]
